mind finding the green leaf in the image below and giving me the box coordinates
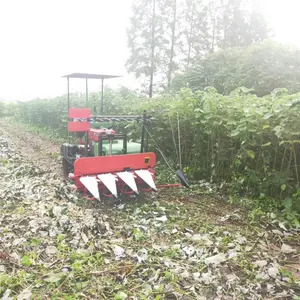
[114,292,128,300]
[133,228,145,241]
[283,198,292,210]
[21,255,32,267]
[43,272,65,283]
[263,113,273,120]
[281,184,287,191]
[30,238,41,246]
[247,150,255,159]
[230,130,240,137]
[262,142,271,147]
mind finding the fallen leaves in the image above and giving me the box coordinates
[113,245,125,260]
[45,246,58,256]
[43,272,65,283]
[281,243,297,254]
[268,265,280,278]
[0,133,299,299]
[155,215,168,222]
[204,253,227,266]
[17,289,32,300]
[253,259,268,268]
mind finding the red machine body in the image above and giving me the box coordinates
[62,107,161,200]
[70,153,157,198]
[61,73,189,201]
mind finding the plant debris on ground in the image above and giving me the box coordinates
[0,128,300,299]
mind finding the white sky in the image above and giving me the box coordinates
[0,0,299,101]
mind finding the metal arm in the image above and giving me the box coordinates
[92,114,152,123]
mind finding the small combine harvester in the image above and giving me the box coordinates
[60,73,189,201]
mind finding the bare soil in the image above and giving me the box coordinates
[0,119,62,177]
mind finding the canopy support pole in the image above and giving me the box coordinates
[67,77,70,142]
[101,78,104,114]
[86,78,88,107]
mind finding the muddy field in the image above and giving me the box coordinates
[0,120,299,299]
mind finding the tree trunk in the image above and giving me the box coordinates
[167,0,177,89]
[211,0,216,53]
[252,0,256,12]
[187,8,194,72]
[149,0,156,98]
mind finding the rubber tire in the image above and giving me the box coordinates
[62,157,73,181]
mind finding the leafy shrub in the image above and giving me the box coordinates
[177,40,300,97]
[0,102,7,117]
[7,87,300,213]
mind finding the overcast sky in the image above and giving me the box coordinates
[0,0,299,101]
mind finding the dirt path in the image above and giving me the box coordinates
[0,119,62,177]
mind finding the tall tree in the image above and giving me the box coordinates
[127,0,270,93]
[167,0,177,89]
[246,6,271,45]
[179,40,300,97]
[206,0,226,53]
[126,0,164,97]
[149,0,156,98]
[179,0,211,71]
[210,0,217,53]
[156,0,179,89]
[216,0,270,48]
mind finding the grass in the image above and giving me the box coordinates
[5,117,66,144]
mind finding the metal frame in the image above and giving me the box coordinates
[63,73,121,114]
[66,104,152,157]
[97,134,128,156]
[60,73,190,198]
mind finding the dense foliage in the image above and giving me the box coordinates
[127,0,270,96]
[5,87,300,216]
[173,40,300,96]
[0,102,5,117]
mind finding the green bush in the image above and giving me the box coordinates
[7,87,300,213]
[178,40,300,97]
[0,102,6,117]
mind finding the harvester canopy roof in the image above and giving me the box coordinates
[63,73,121,80]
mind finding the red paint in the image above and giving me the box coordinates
[64,107,186,199]
[88,128,116,142]
[68,122,90,132]
[74,152,156,177]
[72,152,156,194]
[69,108,91,119]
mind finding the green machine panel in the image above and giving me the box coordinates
[94,140,141,155]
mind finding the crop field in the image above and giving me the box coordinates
[2,0,300,298]
[5,88,300,216]
[0,117,300,299]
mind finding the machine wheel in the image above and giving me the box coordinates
[62,157,73,181]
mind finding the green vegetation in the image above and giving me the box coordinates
[175,40,300,96]
[127,0,270,96]
[0,101,7,117]
[4,85,300,220]
[1,1,300,298]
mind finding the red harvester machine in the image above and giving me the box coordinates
[60,73,189,201]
